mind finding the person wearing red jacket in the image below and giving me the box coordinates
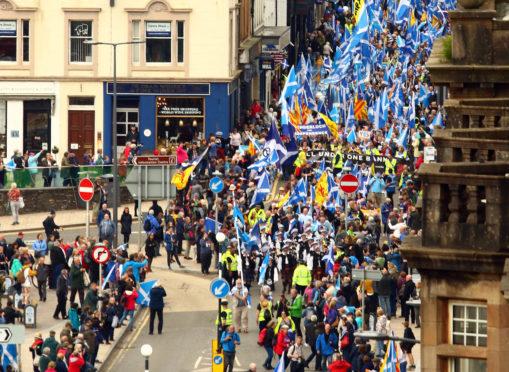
[119,285,139,331]
[68,348,86,372]
[274,325,291,358]
[327,353,351,372]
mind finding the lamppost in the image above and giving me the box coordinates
[140,344,153,372]
[84,39,145,248]
[215,231,226,346]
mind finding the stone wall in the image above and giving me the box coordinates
[0,186,134,216]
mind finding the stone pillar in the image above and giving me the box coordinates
[466,185,479,223]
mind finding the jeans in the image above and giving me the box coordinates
[379,295,391,319]
[305,345,319,369]
[263,346,274,368]
[120,309,135,330]
[10,200,20,223]
[223,350,235,372]
[377,340,385,356]
[321,354,332,372]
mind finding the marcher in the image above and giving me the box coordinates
[119,284,138,331]
[221,325,241,372]
[148,281,166,335]
[231,279,249,333]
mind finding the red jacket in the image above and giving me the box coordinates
[68,354,85,372]
[328,360,351,372]
[123,290,139,310]
[274,331,290,356]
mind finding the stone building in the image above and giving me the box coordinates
[401,0,509,371]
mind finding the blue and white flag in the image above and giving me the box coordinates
[249,221,261,247]
[205,217,222,233]
[136,280,158,306]
[247,149,279,171]
[1,344,18,371]
[250,171,271,208]
[281,59,289,69]
[4,159,15,171]
[322,240,335,277]
[286,177,308,205]
[258,253,270,285]
[265,118,287,169]
[347,128,357,143]
[233,206,245,226]
[274,352,285,372]
[102,264,116,290]
[280,66,298,102]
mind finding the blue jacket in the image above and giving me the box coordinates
[164,233,176,251]
[33,239,48,256]
[69,307,80,331]
[149,286,167,310]
[122,259,148,283]
[176,218,185,235]
[369,177,386,193]
[315,332,338,356]
[97,209,111,227]
[221,330,240,352]
[28,152,41,174]
[381,202,392,225]
[145,215,159,235]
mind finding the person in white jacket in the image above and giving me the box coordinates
[388,217,407,241]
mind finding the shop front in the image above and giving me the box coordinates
[102,82,233,157]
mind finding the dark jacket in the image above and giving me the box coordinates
[121,213,132,235]
[149,286,167,310]
[70,263,85,289]
[263,327,275,348]
[145,238,157,258]
[403,280,416,302]
[36,264,50,282]
[83,289,98,312]
[43,216,60,238]
[376,273,392,297]
[126,129,139,144]
[50,245,67,267]
[56,274,68,296]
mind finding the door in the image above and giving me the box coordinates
[23,99,51,154]
[68,110,94,164]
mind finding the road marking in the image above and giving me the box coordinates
[194,356,202,369]
[235,355,241,367]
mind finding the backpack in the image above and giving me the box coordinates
[119,293,127,307]
[143,219,151,232]
[272,332,279,347]
[258,328,267,345]
[264,309,272,321]
[16,269,26,284]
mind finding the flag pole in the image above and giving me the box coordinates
[232,193,245,297]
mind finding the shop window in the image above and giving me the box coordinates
[449,358,486,372]
[450,303,487,347]
[116,108,139,146]
[177,21,184,63]
[22,20,29,62]
[0,20,17,62]
[23,100,51,154]
[145,21,171,63]
[132,20,141,64]
[70,20,93,63]
[0,101,6,158]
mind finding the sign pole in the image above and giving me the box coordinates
[98,263,103,319]
[86,201,90,238]
[137,166,142,252]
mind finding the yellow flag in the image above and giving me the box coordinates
[353,0,365,24]
[410,11,416,27]
[318,113,339,139]
[315,171,328,207]
[171,166,195,190]
[278,192,289,208]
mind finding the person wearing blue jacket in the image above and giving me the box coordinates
[315,324,338,372]
[33,233,48,256]
[148,282,167,335]
[221,325,240,372]
[27,150,42,186]
[144,210,160,235]
[164,226,183,269]
[121,254,148,284]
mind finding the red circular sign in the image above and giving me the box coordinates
[339,174,359,194]
[78,178,94,202]
[92,245,110,264]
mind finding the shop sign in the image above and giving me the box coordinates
[0,21,16,36]
[107,83,210,96]
[146,22,171,37]
[259,56,275,71]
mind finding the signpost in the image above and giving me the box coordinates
[340,173,359,232]
[132,155,177,166]
[0,325,25,344]
[210,278,230,299]
[352,269,383,330]
[92,245,110,317]
[78,178,94,238]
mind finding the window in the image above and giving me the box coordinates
[450,303,487,347]
[0,101,6,158]
[450,358,486,372]
[116,108,139,146]
[177,21,184,63]
[132,20,141,64]
[22,20,29,62]
[145,21,171,63]
[69,96,94,106]
[70,20,92,63]
[0,20,17,62]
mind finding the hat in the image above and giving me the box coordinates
[29,152,35,156]
[291,228,298,233]
[221,300,228,305]
[281,324,289,329]
[216,131,223,137]
[276,231,283,236]
[18,232,23,236]
[49,330,56,336]
[50,209,56,215]
[229,184,236,191]
[153,150,159,155]
[278,224,284,228]
[261,299,269,308]
[35,333,43,339]
[279,187,285,191]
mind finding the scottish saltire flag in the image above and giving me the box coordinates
[334,275,341,296]
[233,206,245,226]
[102,264,116,290]
[395,0,411,27]
[280,123,298,166]
[247,149,279,171]
[4,159,15,171]
[419,84,430,107]
[398,127,409,150]
[347,129,357,143]
[265,118,287,169]
[258,253,270,285]
[380,333,401,372]
[385,125,394,142]
[280,66,298,102]
[281,59,289,69]
[430,111,444,131]
[322,240,335,277]
[315,158,326,181]
[246,293,252,309]
[274,351,286,372]
[136,280,158,306]
[327,172,340,203]
[408,94,416,129]
[250,171,270,207]
[345,100,356,128]
[249,220,261,247]
[286,177,308,206]
[205,217,222,233]
[1,344,18,371]
[247,133,262,153]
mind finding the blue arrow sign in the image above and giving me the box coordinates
[209,177,224,194]
[210,278,230,299]
[214,355,223,365]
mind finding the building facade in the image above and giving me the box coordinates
[0,0,240,160]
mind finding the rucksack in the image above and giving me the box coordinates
[258,328,267,345]
[16,269,26,284]
[119,293,127,307]
[264,309,272,321]
[143,219,151,232]
[272,332,279,347]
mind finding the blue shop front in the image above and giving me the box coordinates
[102,81,238,156]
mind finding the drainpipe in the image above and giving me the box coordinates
[251,0,255,35]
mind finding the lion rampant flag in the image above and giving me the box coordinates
[354,95,368,121]
[315,171,329,207]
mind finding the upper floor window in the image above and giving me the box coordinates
[177,21,184,63]
[450,303,487,347]
[145,21,171,63]
[0,20,29,63]
[70,20,92,63]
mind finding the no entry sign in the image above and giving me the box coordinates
[339,174,359,194]
[78,178,94,202]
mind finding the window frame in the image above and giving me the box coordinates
[177,20,184,64]
[69,20,93,64]
[0,20,18,63]
[449,302,487,348]
[144,21,172,64]
[63,9,99,74]
[116,108,139,147]
[448,357,487,372]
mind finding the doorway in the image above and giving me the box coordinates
[23,99,51,154]
[68,110,95,164]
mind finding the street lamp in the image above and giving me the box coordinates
[140,344,153,372]
[84,39,145,248]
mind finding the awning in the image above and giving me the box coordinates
[254,26,291,50]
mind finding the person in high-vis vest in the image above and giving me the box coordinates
[293,150,307,177]
[257,297,273,331]
[385,153,397,175]
[216,300,233,333]
[364,143,380,156]
[222,246,239,288]
[292,260,312,295]
[395,145,408,163]
[248,205,266,227]
[332,150,343,176]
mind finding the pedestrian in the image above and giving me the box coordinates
[120,207,132,244]
[7,182,22,225]
[375,308,388,357]
[53,269,68,319]
[49,238,67,289]
[38,347,51,372]
[43,210,62,240]
[36,256,49,302]
[20,260,37,305]
[316,324,338,372]
[401,321,416,370]
[99,214,116,247]
[33,233,48,257]
[97,203,111,228]
[119,285,138,331]
[221,325,241,372]
[41,330,59,361]
[69,257,86,306]
[289,288,303,338]
[144,233,157,271]
[29,333,44,372]
[288,336,305,372]
[327,353,351,372]
[164,226,183,269]
[200,232,212,274]
[231,279,249,333]
[148,281,167,335]
[83,282,99,312]
[292,259,312,295]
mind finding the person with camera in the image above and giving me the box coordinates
[221,325,241,372]
[288,335,306,372]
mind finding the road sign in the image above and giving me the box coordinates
[92,245,110,264]
[78,178,94,202]
[210,278,230,298]
[352,268,383,281]
[0,325,25,344]
[339,174,359,194]
[213,355,223,365]
[125,165,174,200]
[133,155,177,166]
[209,177,224,194]
[212,339,224,372]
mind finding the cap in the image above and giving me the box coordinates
[35,332,43,339]
[49,330,56,336]
[221,300,228,305]
[18,232,23,236]
[50,209,56,215]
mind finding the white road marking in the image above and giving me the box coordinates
[235,356,241,367]
[194,356,202,369]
